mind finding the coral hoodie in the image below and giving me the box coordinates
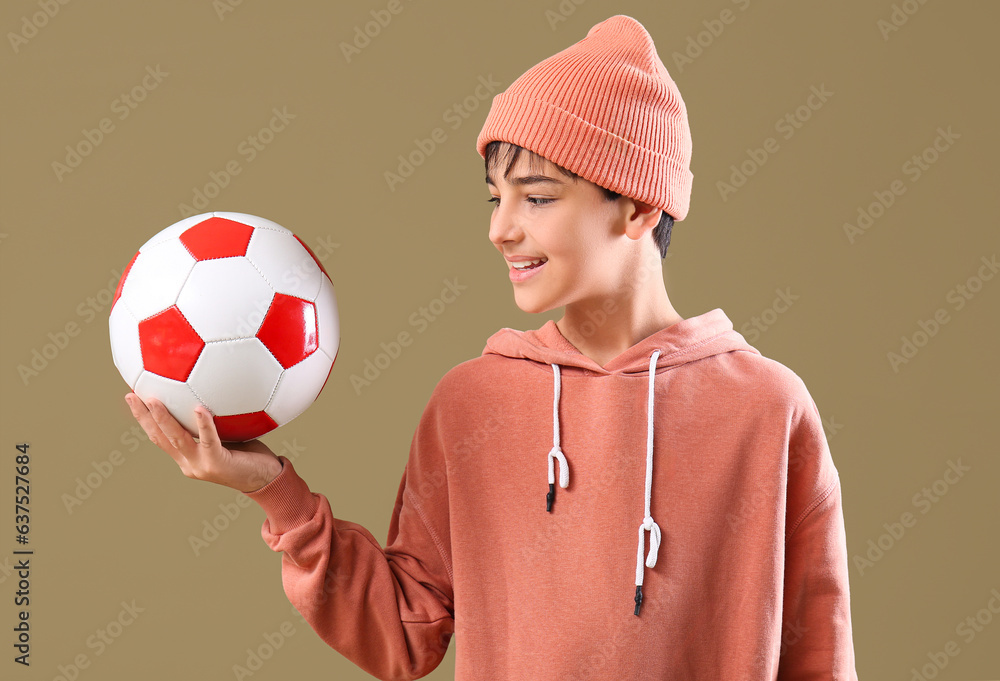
[246,307,859,680]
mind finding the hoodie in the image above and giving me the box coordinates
[246,307,859,680]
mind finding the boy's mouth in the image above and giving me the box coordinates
[510,257,548,271]
[508,257,547,283]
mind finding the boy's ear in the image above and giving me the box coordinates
[623,199,662,241]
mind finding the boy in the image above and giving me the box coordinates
[125,14,858,680]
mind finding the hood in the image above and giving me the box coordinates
[481,308,760,616]
[483,307,756,375]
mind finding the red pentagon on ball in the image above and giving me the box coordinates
[294,234,330,278]
[138,306,205,381]
[257,293,319,368]
[112,251,140,314]
[180,217,254,261]
[213,411,279,442]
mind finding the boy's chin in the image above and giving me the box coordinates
[513,295,557,315]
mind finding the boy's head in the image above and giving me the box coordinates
[476,14,693,315]
[484,139,670,315]
[476,14,693,229]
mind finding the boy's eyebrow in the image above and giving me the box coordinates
[485,172,566,188]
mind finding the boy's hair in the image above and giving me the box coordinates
[485,140,675,259]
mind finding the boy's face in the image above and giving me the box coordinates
[486,150,657,315]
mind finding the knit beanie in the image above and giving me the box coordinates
[476,14,694,222]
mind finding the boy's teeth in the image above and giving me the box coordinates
[513,258,547,269]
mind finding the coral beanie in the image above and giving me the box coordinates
[476,14,694,221]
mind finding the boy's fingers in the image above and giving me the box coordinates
[125,394,187,466]
[145,397,197,455]
[126,393,168,445]
[194,406,222,451]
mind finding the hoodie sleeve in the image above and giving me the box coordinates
[777,386,859,681]
[244,389,455,681]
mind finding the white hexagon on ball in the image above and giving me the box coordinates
[133,371,204,436]
[188,339,283,415]
[246,229,324,303]
[178,259,275,342]
[108,303,143,387]
[315,277,340,362]
[119,239,197,322]
[267,349,335,425]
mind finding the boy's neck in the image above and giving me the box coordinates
[555,287,683,370]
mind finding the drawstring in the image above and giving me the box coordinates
[547,363,569,512]
[635,349,661,616]
[545,351,662,616]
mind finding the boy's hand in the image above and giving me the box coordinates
[125,392,283,493]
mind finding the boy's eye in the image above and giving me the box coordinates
[486,197,553,207]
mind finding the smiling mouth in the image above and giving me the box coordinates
[511,258,548,270]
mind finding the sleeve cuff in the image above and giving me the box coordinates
[245,456,320,534]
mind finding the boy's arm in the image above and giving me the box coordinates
[777,388,859,681]
[246,392,455,681]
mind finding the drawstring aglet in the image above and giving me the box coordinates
[546,482,555,512]
[634,585,643,616]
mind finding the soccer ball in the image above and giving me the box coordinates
[109,211,340,442]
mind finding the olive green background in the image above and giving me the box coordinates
[1,1,998,679]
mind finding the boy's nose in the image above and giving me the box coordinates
[488,207,521,248]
